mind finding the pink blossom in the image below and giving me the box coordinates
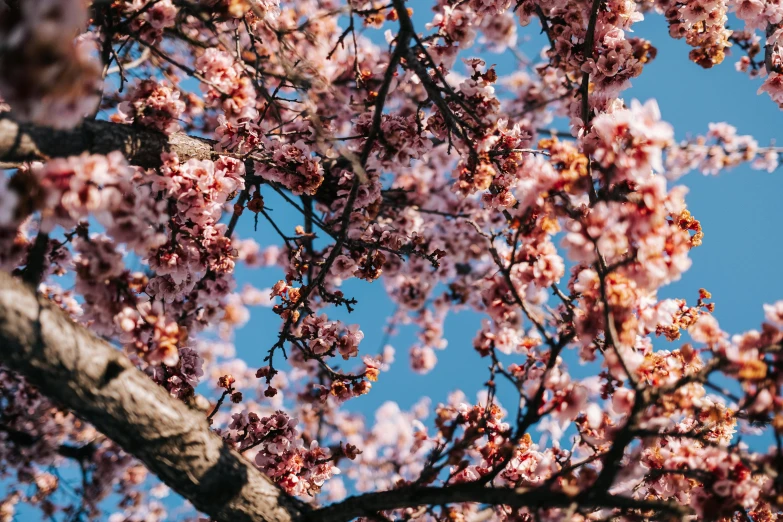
[763,300,783,326]
[409,346,437,374]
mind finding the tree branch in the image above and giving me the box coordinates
[312,483,689,522]
[0,115,344,208]
[0,115,215,169]
[0,270,308,522]
[579,0,603,129]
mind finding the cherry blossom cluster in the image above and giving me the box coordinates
[0,361,163,521]
[196,48,258,123]
[660,0,732,68]
[112,80,186,134]
[146,153,244,298]
[221,410,339,496]
[254,139,325,196]
[121,0,178,43]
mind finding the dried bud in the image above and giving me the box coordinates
[352,380,371,396]
[343,443,362,460]
[247,194,265,213]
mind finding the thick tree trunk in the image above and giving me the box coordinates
[0,271,308,522]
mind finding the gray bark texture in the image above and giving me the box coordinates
[0,271,309,522]
[0,116,216,168]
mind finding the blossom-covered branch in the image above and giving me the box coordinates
[0,270,310,522]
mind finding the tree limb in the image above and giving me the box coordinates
[312,483,689,522]
[0,115,215,169]
[0,270,308,522]
[0,115,346,207]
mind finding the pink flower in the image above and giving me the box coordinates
[688,314,725,344]
[409,346,437,374]
[337,324,364,360]
[758,73,783,104]
[588,99,673,181]
[145,0,177,30]
[763,300,783,326]
[468,0,512,17]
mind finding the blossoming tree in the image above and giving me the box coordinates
[0,0,781,520]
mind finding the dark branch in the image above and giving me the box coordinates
[0,115,215,169]
[312,483,690,522]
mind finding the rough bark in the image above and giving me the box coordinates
[0,271,308,522]
[0,115,216,169]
